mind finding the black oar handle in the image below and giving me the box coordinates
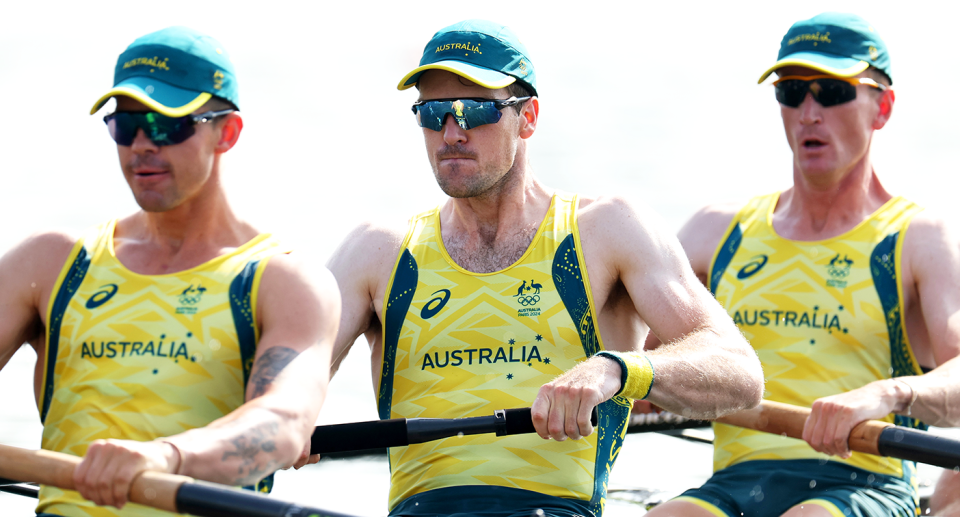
[176,481,358,517]
[310,407,598,455]
[877,426,960,470]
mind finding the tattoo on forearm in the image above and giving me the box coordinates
[222,421,281,485]
[248,347,300,399]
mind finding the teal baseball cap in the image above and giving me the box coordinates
[397,19,537,96]
[758,12,892,84]
[90,26,239,117]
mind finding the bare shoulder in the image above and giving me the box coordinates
[575,195,682,270]
[576,194,662,233]
[327,220,407,274]
[255,253,341,344]
[326,219,410,302]
[258,253,340,306]
[900,209,960,269]
[676,201,742,277]
[902,209,955,242]
[1,229,80,280]
[0,229,80,330]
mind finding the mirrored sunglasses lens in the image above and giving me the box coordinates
[141,113,194,146]
[414,100,503,131]
[460,101,502,128]
[417,103,447,131]
[105,113,195,146]
[814,79,858,107]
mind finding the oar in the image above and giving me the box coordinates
[0,443,358,517]
[0,477,38,498]
[311,407,596,455]
[715,399,960,470]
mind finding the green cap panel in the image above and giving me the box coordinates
[760,12,891,84]
[398,19,537,96]
[91,26,239,116]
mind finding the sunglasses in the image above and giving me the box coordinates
[411,97,531,131]
[773,75,887,108]
[103,109,235,146]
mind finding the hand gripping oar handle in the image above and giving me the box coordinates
[311,407,598,455]
[0,443,358,517]
[715,399,960,470]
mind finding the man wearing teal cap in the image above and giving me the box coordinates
[645,12,960,517]
[326,19,763,517]
[0,26,340,516]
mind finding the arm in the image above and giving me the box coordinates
[644,202,738,351]
[803,214,960,456]
[325,222,404,376]
[930,469,960,516]
[0,232,77,372]
[73,255,340,508]
[532,198,762,440]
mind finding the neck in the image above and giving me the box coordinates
[116,167,258,274]
[440,149,553,273]
[775,152,892,240]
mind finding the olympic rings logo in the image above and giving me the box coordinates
[517,295,540,306]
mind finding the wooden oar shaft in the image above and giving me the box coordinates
[715,400,892,456]
[0,443,361,517]
[0,443,187,512]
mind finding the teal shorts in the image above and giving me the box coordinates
[675,459,917,517]
[389,486,594,517]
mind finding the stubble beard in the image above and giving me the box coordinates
[125,156,183,212]
[432,144,514,199]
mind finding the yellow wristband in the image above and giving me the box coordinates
[595,351,655,400]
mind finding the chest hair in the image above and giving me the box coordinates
[444,225,539,274]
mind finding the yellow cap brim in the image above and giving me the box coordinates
[89,88,212,117]
[757,58,869,84]
[397,61,516,91]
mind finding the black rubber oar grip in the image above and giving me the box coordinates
[877,426,960,470]
[499,407,599,436]
[310,418,408,454]
[177,481,359,517]
[309,407,601,455]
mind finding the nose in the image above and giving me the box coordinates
[798,92,822,125]
[441,114,468,146]
[130,128,159,153]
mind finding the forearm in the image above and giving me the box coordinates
[893,360,960,427]
[645,327,763,419]
[165,345,328,485]
[165,400,314,486]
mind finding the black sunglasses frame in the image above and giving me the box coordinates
[103,109,235,146]
[773,76,887,108]
[410,96,532,115]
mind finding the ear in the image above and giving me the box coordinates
[518,97,539,139]
[214,113,243,153]
[873,89,894,130]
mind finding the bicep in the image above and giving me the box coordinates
[325,224,401,368]
[910,221,960,365]
[246,256,339,401]
[0,233,75,368]
[616,209,729,344]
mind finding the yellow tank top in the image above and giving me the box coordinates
[379,193,631,516]
[708,193,925,477]
[37,220,288,517]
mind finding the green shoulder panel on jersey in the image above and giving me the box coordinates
[41,241,90,423]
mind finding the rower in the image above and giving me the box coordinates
[323,19,763,517]
[644,12,960,517]
[0,26,340,515]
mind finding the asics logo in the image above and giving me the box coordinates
[421,289,451,319]
[736,255,769,280]
[86,284,119,309]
